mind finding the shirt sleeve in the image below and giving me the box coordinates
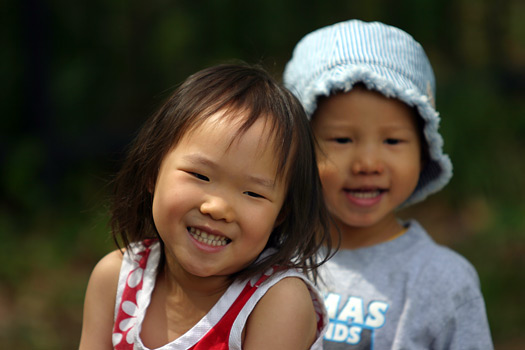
[431,294,494,350]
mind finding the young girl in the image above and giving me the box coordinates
[79,64,332,349]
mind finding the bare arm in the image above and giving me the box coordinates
[243,277,318,350]
[79,250,123,350]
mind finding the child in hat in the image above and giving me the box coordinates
[284,19,493,349]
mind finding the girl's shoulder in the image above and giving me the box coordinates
[92,249,125,282]
[85,249,124,312]
[243,276,319,349]
[79,249,124,349]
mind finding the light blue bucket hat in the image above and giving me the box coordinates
[283,19,453,207]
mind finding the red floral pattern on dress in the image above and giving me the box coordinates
[111,242,326,349]
[112,239,155,349]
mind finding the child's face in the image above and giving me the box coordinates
[311,88,422,233]
[152,110,288,279]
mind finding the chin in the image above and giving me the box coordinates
[341,214,384,229]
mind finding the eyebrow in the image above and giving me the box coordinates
[247,175,276,189]
[183,154,218,169]
[182,153,276,189]
[379,124,418,133]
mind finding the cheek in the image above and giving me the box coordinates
[152,180,187,229]
[151,190,171,232]
[396,150,423,195]
[409,144,423,174]
[317,159,343,191]
[242,200,284,240]
[249,206,281,231]
[409,161,423,191]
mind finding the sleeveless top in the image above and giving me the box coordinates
[112,240,327,349]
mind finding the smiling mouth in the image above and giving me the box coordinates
[188,227,231,246]
[345,189,385,199]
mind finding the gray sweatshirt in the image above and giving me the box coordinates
[320,220,493,350]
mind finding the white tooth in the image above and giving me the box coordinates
[352,191,380,199]
[189,227,229,246]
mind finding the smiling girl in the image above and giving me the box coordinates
[78,63,332,350]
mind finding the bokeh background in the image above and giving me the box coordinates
[1,0,524,348]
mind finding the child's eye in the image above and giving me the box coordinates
[191,172,210,181]
[243,191,265,199]
[333,137,352,144]
[384,138,401,145]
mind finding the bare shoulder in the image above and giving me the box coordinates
[243,276,317,350]
[85,249,124,299]
[79,249,124,350]
[91,249,124,283]
[259,276,315,311]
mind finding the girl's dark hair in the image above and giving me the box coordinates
[110,63,332,281]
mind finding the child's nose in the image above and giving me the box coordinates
[200,195,235,223]
[351,147,384,175]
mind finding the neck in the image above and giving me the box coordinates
[162,254,232,300]
[155,254,231,334]
[331,214,404,250]
[140,255,232,347]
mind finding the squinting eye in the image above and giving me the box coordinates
[385,138,401,145]
[191,172,210,181]
[334,137,352,144]
[244,191,265,199]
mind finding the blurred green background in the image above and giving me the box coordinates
[1,0,524,348]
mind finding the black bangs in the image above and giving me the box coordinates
[177,64,298,181]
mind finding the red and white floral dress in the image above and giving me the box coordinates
[112,240,327,349]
